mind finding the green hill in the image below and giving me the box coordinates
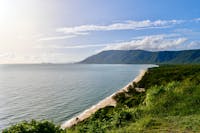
[80,49,200,64]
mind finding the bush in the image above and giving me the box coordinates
[3,120,64,133]
[114,110,132,127]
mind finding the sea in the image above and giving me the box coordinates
[0,64,155,130]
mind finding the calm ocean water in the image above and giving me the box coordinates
[0,64,154,130]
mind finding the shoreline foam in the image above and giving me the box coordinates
[61,69,147,129]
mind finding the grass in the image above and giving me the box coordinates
[3,65,200,133]
[66,65,200,133]
[2,120,63,133]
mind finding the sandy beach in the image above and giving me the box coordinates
[61,69,147,129]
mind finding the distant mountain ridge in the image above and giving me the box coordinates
[79,49,200,64]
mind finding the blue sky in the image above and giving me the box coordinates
[0,0,200,63]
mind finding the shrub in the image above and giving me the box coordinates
[3,120,64,133]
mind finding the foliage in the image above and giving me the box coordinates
[137,64,200,88]
[2,120,64,133]
[67,65,200,132]
[4,65,200,133]
[80,49,200,64]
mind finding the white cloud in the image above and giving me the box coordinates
[39,18,200,41]
[188,41,200,49]
[0,52,14,58]
[194,18,200,22]
[59,44,106,49]
[39,19,183,41]
[38,35,76,41]
[102,34,187,51]
[37,44,107,49]
[41,18,200,42]
[37,34,189,51]
[57,20,182,35]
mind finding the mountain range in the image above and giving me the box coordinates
[80,49,200,64]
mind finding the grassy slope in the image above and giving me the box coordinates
[3,65,200,133]
[67,65,200,133]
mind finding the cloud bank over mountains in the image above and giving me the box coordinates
[38,18,199,52]
[102,34,187,51]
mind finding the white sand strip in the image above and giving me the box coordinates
[61,69,147,129]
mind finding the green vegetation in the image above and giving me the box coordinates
[3,65,200,133]
[67,65,200,132]
[80,49,200,64]
[2,120,63,133]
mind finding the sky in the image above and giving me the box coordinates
[0,0,200,64]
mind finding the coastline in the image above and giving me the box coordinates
[61,69,147,129]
